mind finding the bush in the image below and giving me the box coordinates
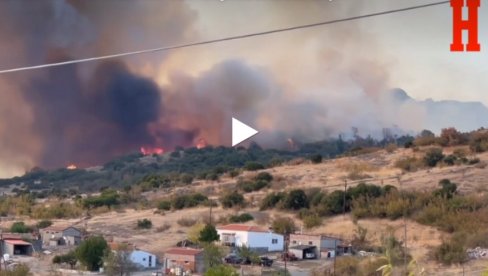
[53,250,77,269]
[244,162,264,171]
[36,220,52,229]
[177,218,197,227]
[237,180,269,193]
[271,217,296,235]
[281,189,308,210]
[260,192,286,210]
[309,154,323,164]
[229,213,254,223]
[220,191,245,209]
[395,156,423,172]
[424,147,445,167]
[255,172,273,182]
[10,221,32,233]
[434,235,467,265]
[172,193,208,210]
[302,214,322,229]
[157,200,172,211]
[137,219,152,229]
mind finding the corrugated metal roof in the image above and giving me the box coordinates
[4,239,31,246]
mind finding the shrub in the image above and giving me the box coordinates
[260,192,285,210]
[255,172,273,182]
[271,217,296,235]
[156,224,171,233]
[424,147,445,167]
[443,154,457,165]
[136,218,152,229]
[10,221,32,233]
[172,193,208,210]
[36,220,52,229]
[334,256,360,275]
[229,213,254,223]
[52,250,77,269]
[309,154,323,164]
[395,156,423,172]
[157,200,171,211]
[177,218,197,227]
[220,191,245,209]
[281,189,308,210]
[434,235,467,265]
[302,214,322,229]
[237,180,269,193]
[244,162,264,171]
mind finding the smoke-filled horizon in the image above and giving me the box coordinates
[0,0,486,177]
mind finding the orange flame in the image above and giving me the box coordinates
[196,138,207,149]
[140,146,164,155]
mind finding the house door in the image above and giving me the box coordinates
[149,255,152,267]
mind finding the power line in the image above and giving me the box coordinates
[0,1,450,74]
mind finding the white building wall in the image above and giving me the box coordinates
[247,232,284,252]
[217,229,284,252]
[130,250,157,268]
[217,230,249,247]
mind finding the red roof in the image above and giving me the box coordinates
[165,247,203,256]
[4,239,31,246]
[217,224,269,233]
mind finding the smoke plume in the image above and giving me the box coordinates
[0,0,484,177]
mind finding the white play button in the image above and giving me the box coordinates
[232,117,259,147]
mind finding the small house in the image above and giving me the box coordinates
[289,233,350,258]
[0,233,40,256]
[40,226,82,247]
[217,224,284,252]
[130,250,157,269]
[164,247,205,275]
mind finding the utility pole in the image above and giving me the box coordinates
[398,176,407,273]
[343,179,347,217]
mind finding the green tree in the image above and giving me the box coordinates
[103,244,136,276]
[136,219,152,229]
[282,189,308,210]
[423,147,444,167]
[10,221,31,233]
[199,224,220,243]
[36,220,53,229]
[271,217,296,235]
[220,191,245,209]
[76,236,108,271]
[204,264,238,276]
[203,243,224,269]
[53,251,77,269]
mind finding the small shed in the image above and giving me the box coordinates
[3,240,33,256]
[289,245,317,260]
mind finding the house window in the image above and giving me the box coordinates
[292,240,297,244]
[272,239,278,244]
[143,258,146,261]
[308,241,313,245]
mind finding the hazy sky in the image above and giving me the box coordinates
[185,0,488,104]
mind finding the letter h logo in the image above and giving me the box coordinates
[451,0,481,51]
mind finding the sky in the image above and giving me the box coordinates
[0,0,487,177]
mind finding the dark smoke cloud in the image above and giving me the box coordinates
[0,0,198,174]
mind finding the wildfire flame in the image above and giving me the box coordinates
[196,138,207,149]
[140,146,164,156]
[67,164,77,170]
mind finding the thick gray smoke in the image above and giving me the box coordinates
[0,0,485,177]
